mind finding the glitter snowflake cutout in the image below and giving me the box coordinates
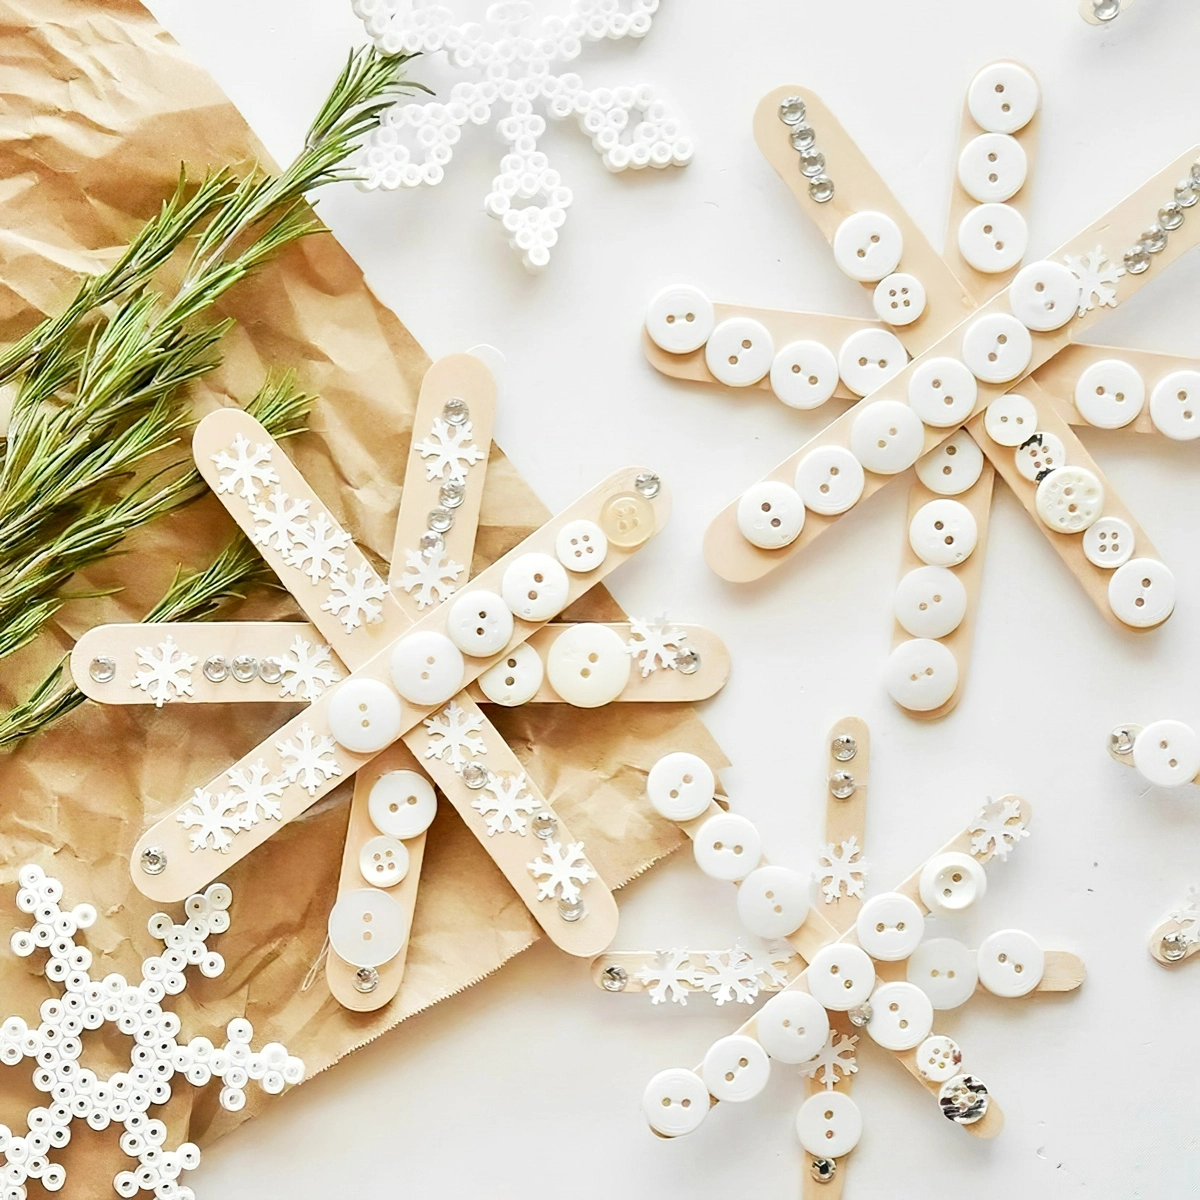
[249,486,311,555]
[1063,246,1125,314]
[398,546,464,608]
[224,759,285,825]
[413,418,485,484]
[471,770,542,835]
[816,836,868,903]
[130,636,198,708]
[1169,886,1200,944]
[211,432,278,504]
[286,512,351,584]
[177,789,252,853]
[322,564,387,631]
[799,1031,859,1090]
[423,700,487,771]
[276,723,342,796]
[625,614,686,676]
[527,838,596,904]
[278,635,341,701]
[698,946,766,1006]
[969,797,1029,861]
[636,949,701,1005]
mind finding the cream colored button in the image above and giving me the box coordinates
[856,892,925,962]
[501,553,570,622]
[1108,558,1176,628]
[850,400,926,475]
[958,203,1028,274]
[1082,516,1134,569]
[873,273,926,326]
[977,929,1044,997]
[545,623,630,707]
[1132,720,1200,787]
[894,566,968,639]
[795,1091,862,1158]
[327,888,408,968]
[1074,359,1145,428]
[915,430,984,496]
[769,340,839,409]
[967,62,1040,134]
[701,1034,770,1103]
[706,317,774,387]
[642,1068,709,1137]
[693,812,761,882]
[907,357,978,427]
[477,643,544,706]
[916,1034,964,1082]
[832,211,904,282]
[1149,370,1200,440]
[1035,465,1104,534]
[446,590,514,657]
[368,770,437,839]
[599,490,655,549]
[909,499,977,566]
[983,392,1038,446]
[919,852,987,916]
[838,329,907,396]
[389,631,465,706]
[865,981,933,1050]
[555,520,608,573]
[1009,261,1080,332]
[756,991,830,1064]
[1014,431,1065,481]
[647,752,715,821]
[807,943,875,1010]
[958,132,1027,203]
[645,285,714,354]
[961,312,1032,383]
[737,481,805,549]
[327,679,402,754]
[736,865,810,938]
[794,446,865,515]
[907,938,978,1010]
[358,835,409,888]
[885,639,959,712]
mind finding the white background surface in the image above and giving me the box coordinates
[142,1,1200,1196]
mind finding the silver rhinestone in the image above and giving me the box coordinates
[532,811,559,840]
[139,847,167,876]
[1192,159,1200,187]
[439,481,466,509]
[847,1002,872,1028]
[1091,0,1120,18]
[938,1074,989,1125]
[443,397,470,426]
[809,175,835,203]
[810,1158,836,1185]
[203,655,229,683]
[557,897,587,922]
[831,733,857,762]
[1141,224,1167,254]
[1174,179,1199,208]
[428,508,454,534]
[1159,201,1185,231]
[601,965,628,992]
[778,96,807,126]
[88,657,116,684]
[675,647,701,675]
[1161,931,1190,962]
[634,471,661,498]
[231,655,258,683]
[418,531,444,553]
[352,967,379,993]
[461,762,489,790]
[258,657,284,685]
[799,149,826,178]
[1108,726,1135,756]
[789,124,816,152]
[1123,246,1151,274]
[829,770,856,800]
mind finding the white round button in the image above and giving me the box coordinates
[736,866,810,938]
[1108,558,1176,628]
[501,553,570,622]
[647,752,715,822]
[1014,431,1065,481]
[794,445,865,515]
[807,943,875,1011]
[915,430,984,496]
[769,340,839,409]
[328,888,408,968]
[885,639,959,712]
[368,770,437,839]
[907,938,979,1010]
[832,211,904,282]
[545,623,630,707]
[642,1068,709,1137]
[446,590,514,658]
[706,317,774,387]
[737,481,805,549]
[909,499,977,566]
[327,678,402,754]
[984,392,1038,446]
[796,1091,862,1159]
[1009,260,1080,332]
[872,273,926,327]
[555,520,608,573]
[1082,516,1134,569]
[1132,720,1200,788]
[894,566,968,640]
[916,1035,964,1082]
[701,1035,771,1103]
[838,329,907,396]
[957,203,1028,275]
[977,929,1044,997]
[855,892,925,962]
[1149,370,1200,440]
[907,358,978,428]
[961,312,1032,382]
[645,285,714,354]
[477,643,544,706]
[967,62,1040,134]
[693,812,762,882]
[389,631,465,707]
[865,981,933,1050]
[1035,465,1104,534]
[755,991,830,1064]
[358,835,409,888]
[957,132,1027,203]
[1074,359,1145,428]
[919,853,987,916]
[850,400,926,475]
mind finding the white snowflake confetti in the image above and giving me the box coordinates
[423,700,487,772]
[636,948,702,1006]
[211,432,279,504]
[799,1030,859,1090]
[322,564,387,632]
[1063,246,1125,315]
[276,723,342,796]
[1169,886,1200,944]
[413,417,485,484]
[398,546,464,609]
[286,512,351,584]
[816,836,868,904]
[969,797,1029,861]
[176,789,251,853]
[471,770,542,836]
[698,945,765,1006]
[249,486,311,555]
[527,838,596,904]
[278,635,341,701]
[224,758,285,825]
[130,636,198,707]
[625,614,686,676]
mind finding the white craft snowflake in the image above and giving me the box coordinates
[799,1030,859,1090]
[211,433,278,504]
[527,838,596,904]
[286,512,351,584]
[398,546,464,608]
[1169,886,1200,943]
[276,723,342,796]
[322,564,388,631]
[423,699,487,771]
[278,635,341,701]
[699,946,766,1006]
[224,759,285,825]
[816,836,868,904]
[471,770,542,835]
[413,418,485,484]
[969,797,1029,861]
[1063,246,1125,314]
[636,948,701,1005]
[130,636,197,708]
[177,789,250,853]
[249,486,311,555]
[625,614,686,676]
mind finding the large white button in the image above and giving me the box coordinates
[555,520,608,573]
[736,866,810,938]
[907,357,978,428]
[756,991,830,1064]
[1008,260,1080,332]
[915,430,984,496]
[693,813,761,882]
[957,204,1028,275]
[865,981,933,1050]
[916,1034,964,1082]
[390,631,465,707]
[647,752,715,822]
[358,834,409,888]
[642,1068,709,1137]
[796,1092,862,1158]
[1014,431,1065,481]
[1082,516,1134,569]
[1149,370,1200,440]
[907,938,979,1010]
[368,770,437,840]
[769,340,839,409]
[327,889,408,968]
[984,392,1038,446]
[737,482,805,549]
[705,317,774,387]
[838,329,907,396]
[873,273,926,326]
[1132,720,1200,787]
[1074,359,1145,428]
[807,943,875,1011]
[446,590,514,657]
[545,623,630,707]
[832,211,904,282]
[501,553,570,622]
[855,892,925,962]
[961,312,1032,382]
[794,446,865,515]
[885,639,959,712]
[701,1035,770,1103]
[1108,558,1176,628]
[967,62,1040,134]
[919,853,987,916]
[328,679,402,754]
[477,643,544,706]
[977,929,1044,997]
[850,400,926,475]
[958,133,1027,203]
[909,499,977,566]
[894,566,968,639]
[1035,465,1104,534]
[645,285,714,354]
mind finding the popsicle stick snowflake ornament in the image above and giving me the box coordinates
[644,60,1200,721]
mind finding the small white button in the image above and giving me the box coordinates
[872,273,926,327]
[958,132,1027,203]
[737,481,805,549]
[705,317,774,387]
[984,393,1038,446]
[855,892,925,962]
[865,981,933,1050]
[794,446,865,515]
[919,853,987,916]
[894,566,968,639]
[1108,558,1176,628]
[838,329,908,396]
[885,639,959,712]
[501,553,570,622]
[796,1091,862,1158]
[642,1068,709,1137]
[693,812,762,882]
[832,211,904,282]
[961,312,1032,383]
[769,340,839,409]
[1132,720,1200,788]
[1082,516,1134,570]
[389,631,465,707]
[545,623,630,707]
[850,400,926,475]
[446,590,514,657]
[701,1034,771,1103]
[907,938,979,1010]
[647,752,715,822]
[477,643,544,706]
[915,430,984,496]
[1014,431,1065,481]
[977,929,1044,997]
[916,1035,964,1082]
[967,62,1040,134]
[907,357,978,428]
[736,865,810,938]
[1075,359,1145,429]
[358,835,409,888]
[328,888,408,968]
[1008,260,1080,332]
[1035,465,1105,534]
[368,770,437,839]
[807,943,875,1011]
[327,679,402,754]
[909,499,977,566]
[1149,370,1200,440]
[957,204,1028,275]
[755,991,830,1064]
[555,520,608,573]
[645,285,714,354]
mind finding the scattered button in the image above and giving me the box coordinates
[1008,260,1081,331]
[755,991,830,1064]
[872,273,927,327]
[368,770,437,840]
[894,566,968,640]
[706,317,774,387]
[1014,431,1065,481]
[599,491,655,549]
[327,679,402,754]
[769,340,839,409]
[977,929,1044,997]
[983,393,1038,446]
[736,865,810,938]
[958,203,1028,274]
[855,892,925,962]
[961,312,1032,382]
[545,623,630,707]
[794,445,865,515]
[358,834,409,888]
[501,553,570,622]
[1149,370,1200,440]
[864,981,933,1050]
[907,357,978,428]
[909,499,977,566]
[693,812,762,882]
[1035,465,1105,534]
[645,285,715,354]
[958,132,1027,203]
[446,589,514,658]
[642,1068,710,1137]
[838,329,908,396]
[1107,558,1176,628]
[915,1034,964,1082]
[647,752,715,821]
[919,853,987,916]
[907,937,979,1010]
[1132,720,1200,787]
[389,631,465,707]
[795,1091,862,1158]
[967,62,1040,134]
[477,643,545,706]
[1074,359,1145,428]
[1082,516,1135,569]
[850,400,926,475]
[737,481,806,549]
[807,943,875,1011]
[885,638,959,712]
[832,211,904,282]
[327,888,409,969]
[555,520,608,573]
[915,430,984,496]
[701,1034,771,1103]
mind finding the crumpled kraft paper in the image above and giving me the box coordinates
[0,0,728,1189]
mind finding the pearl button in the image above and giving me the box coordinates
[957,203,1028,274]
[476,643,544,706]
[1035,465,1105,534]
[368,770,438,839]
[961,313,1032,383]
[1149,370,1200,440]
[1107,558,1176,628]
[642,1068,709,1137]
[855,892,925,962]
[446,590,514,657]
[850,400,926,475]
[794,445,865,515]
[705,317,774,387]
[1014,431,1065,482]
[358,834,409,888]
[769,340,839,409]
[795,1091,862,1158]
[958,132,1027,203]
[327,678,402,754]
[701,1034,771,1103]
[983,392,1038,446]
[327,888,409,969]
[967,62,1040,134]
[545,622,630,707]
[501,553,570,622]
[1082,516,1134,569]
[885,638,959,712]
[873,273,927,326]
[1008,260,1081,332]
[1074,359,1145,428]
[647,752,715,822]
[554,520,608,573]
[977,929,1044,997]
[692,812,762,882]
[894,566,968,639]
[832,211,904,283]
[807,943,875,1011]
[389,631,465,707]
[907,357,978,427]
[838,329,908,396]
[915,430,984,496]
[1132,720,1200,787]
[645,285,714,354]
[736,865,810,938]
[865,981,933,1050]
[756,991,830,1064]
[915,1034,964,1082]
[909,499,977,566]
[907,938,979,1010]
[919,852,987,915]
[737,481,805,549]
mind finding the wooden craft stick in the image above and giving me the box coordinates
[822,717,870,930]
[800,1011,857,1200]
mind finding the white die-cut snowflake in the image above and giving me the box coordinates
[698,946,765,1006]
[1063,246,1125,315]
[322,564,387,631]
[1169,886,1200,944]
[799,1030,859,1090]
[527,838,596,904]
[249,487,311,555]
[224,759,285,825]
[397,546,464,608]
[636,948,701,1005]
[423,700,487,771]
[969,797,1029,861]
[471,770,542,835]
[276,723,342,796]
[286,512,351,584]
[816,835,868,904]
[177,789,252,853]
[130,636,198,707]
[413,418,485,484]
[211,432,279,504]
[278,635,341,701]
[625,614,686,676]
